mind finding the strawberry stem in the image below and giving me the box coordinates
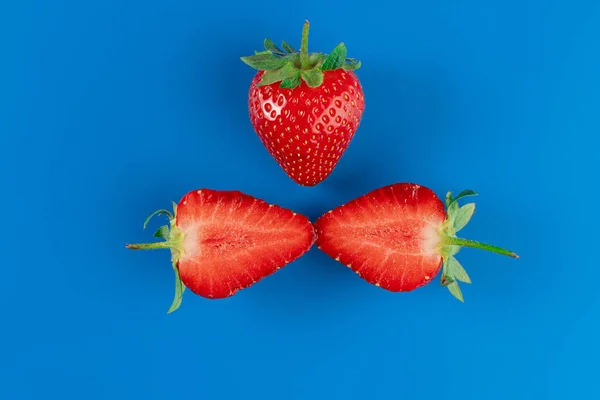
[300,20,310,69]
[445,237,518,258]
[126,242,172,250]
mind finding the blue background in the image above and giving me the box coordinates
[2,0,598,399]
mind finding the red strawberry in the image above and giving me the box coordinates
[126,188,316,313]
[241,21,365,186]
[314,183,518,302]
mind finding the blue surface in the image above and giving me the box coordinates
[2,1,598,399]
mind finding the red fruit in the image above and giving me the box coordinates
[314,183,518,302]
[126,189,316,313]
[241,21,365,186]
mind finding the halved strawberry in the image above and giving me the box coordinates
[314,183,518,302]
[126,189,316,313]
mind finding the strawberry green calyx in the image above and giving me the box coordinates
[125,202,187,314]
[436,190,519,302]
[240,20,361,89]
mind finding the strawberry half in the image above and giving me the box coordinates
[126,189,316,313]
[241,21,365,186]
[314,183,518,302]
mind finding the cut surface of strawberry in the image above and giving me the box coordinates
[314,183,518,302]
[126,189,316,313]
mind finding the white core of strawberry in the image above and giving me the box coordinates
[180,223,201,260]
[421,223,444,256]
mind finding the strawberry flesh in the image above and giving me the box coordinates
[175,189,316,299]
[314,183,446,292]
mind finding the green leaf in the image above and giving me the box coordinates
[445,191,454,208]
[455,189,477,201]
[264,38,284,55]
[300,68,324,88]
[342,58,361,70]
[447,198,459,221]
[240,54,289,71]
[308,53,323,67]
[281,41,297,54]
[254,50,272,56]
[446,255,471,284]
[143,209,173,229]
[448,190,477,208]
[453,203,476,233]
[441,272,455,286]
[167,263,186,314]
[258,63,296,86]
[446,281,464,302]
[440,259,455,286]
[280,71,301,89]
[153,225,170,240]
[321,42,347,71]
[343,60,361,70]
[447,245,461,256]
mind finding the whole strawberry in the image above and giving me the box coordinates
[241,21,365,186]
[314,183,518,302]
